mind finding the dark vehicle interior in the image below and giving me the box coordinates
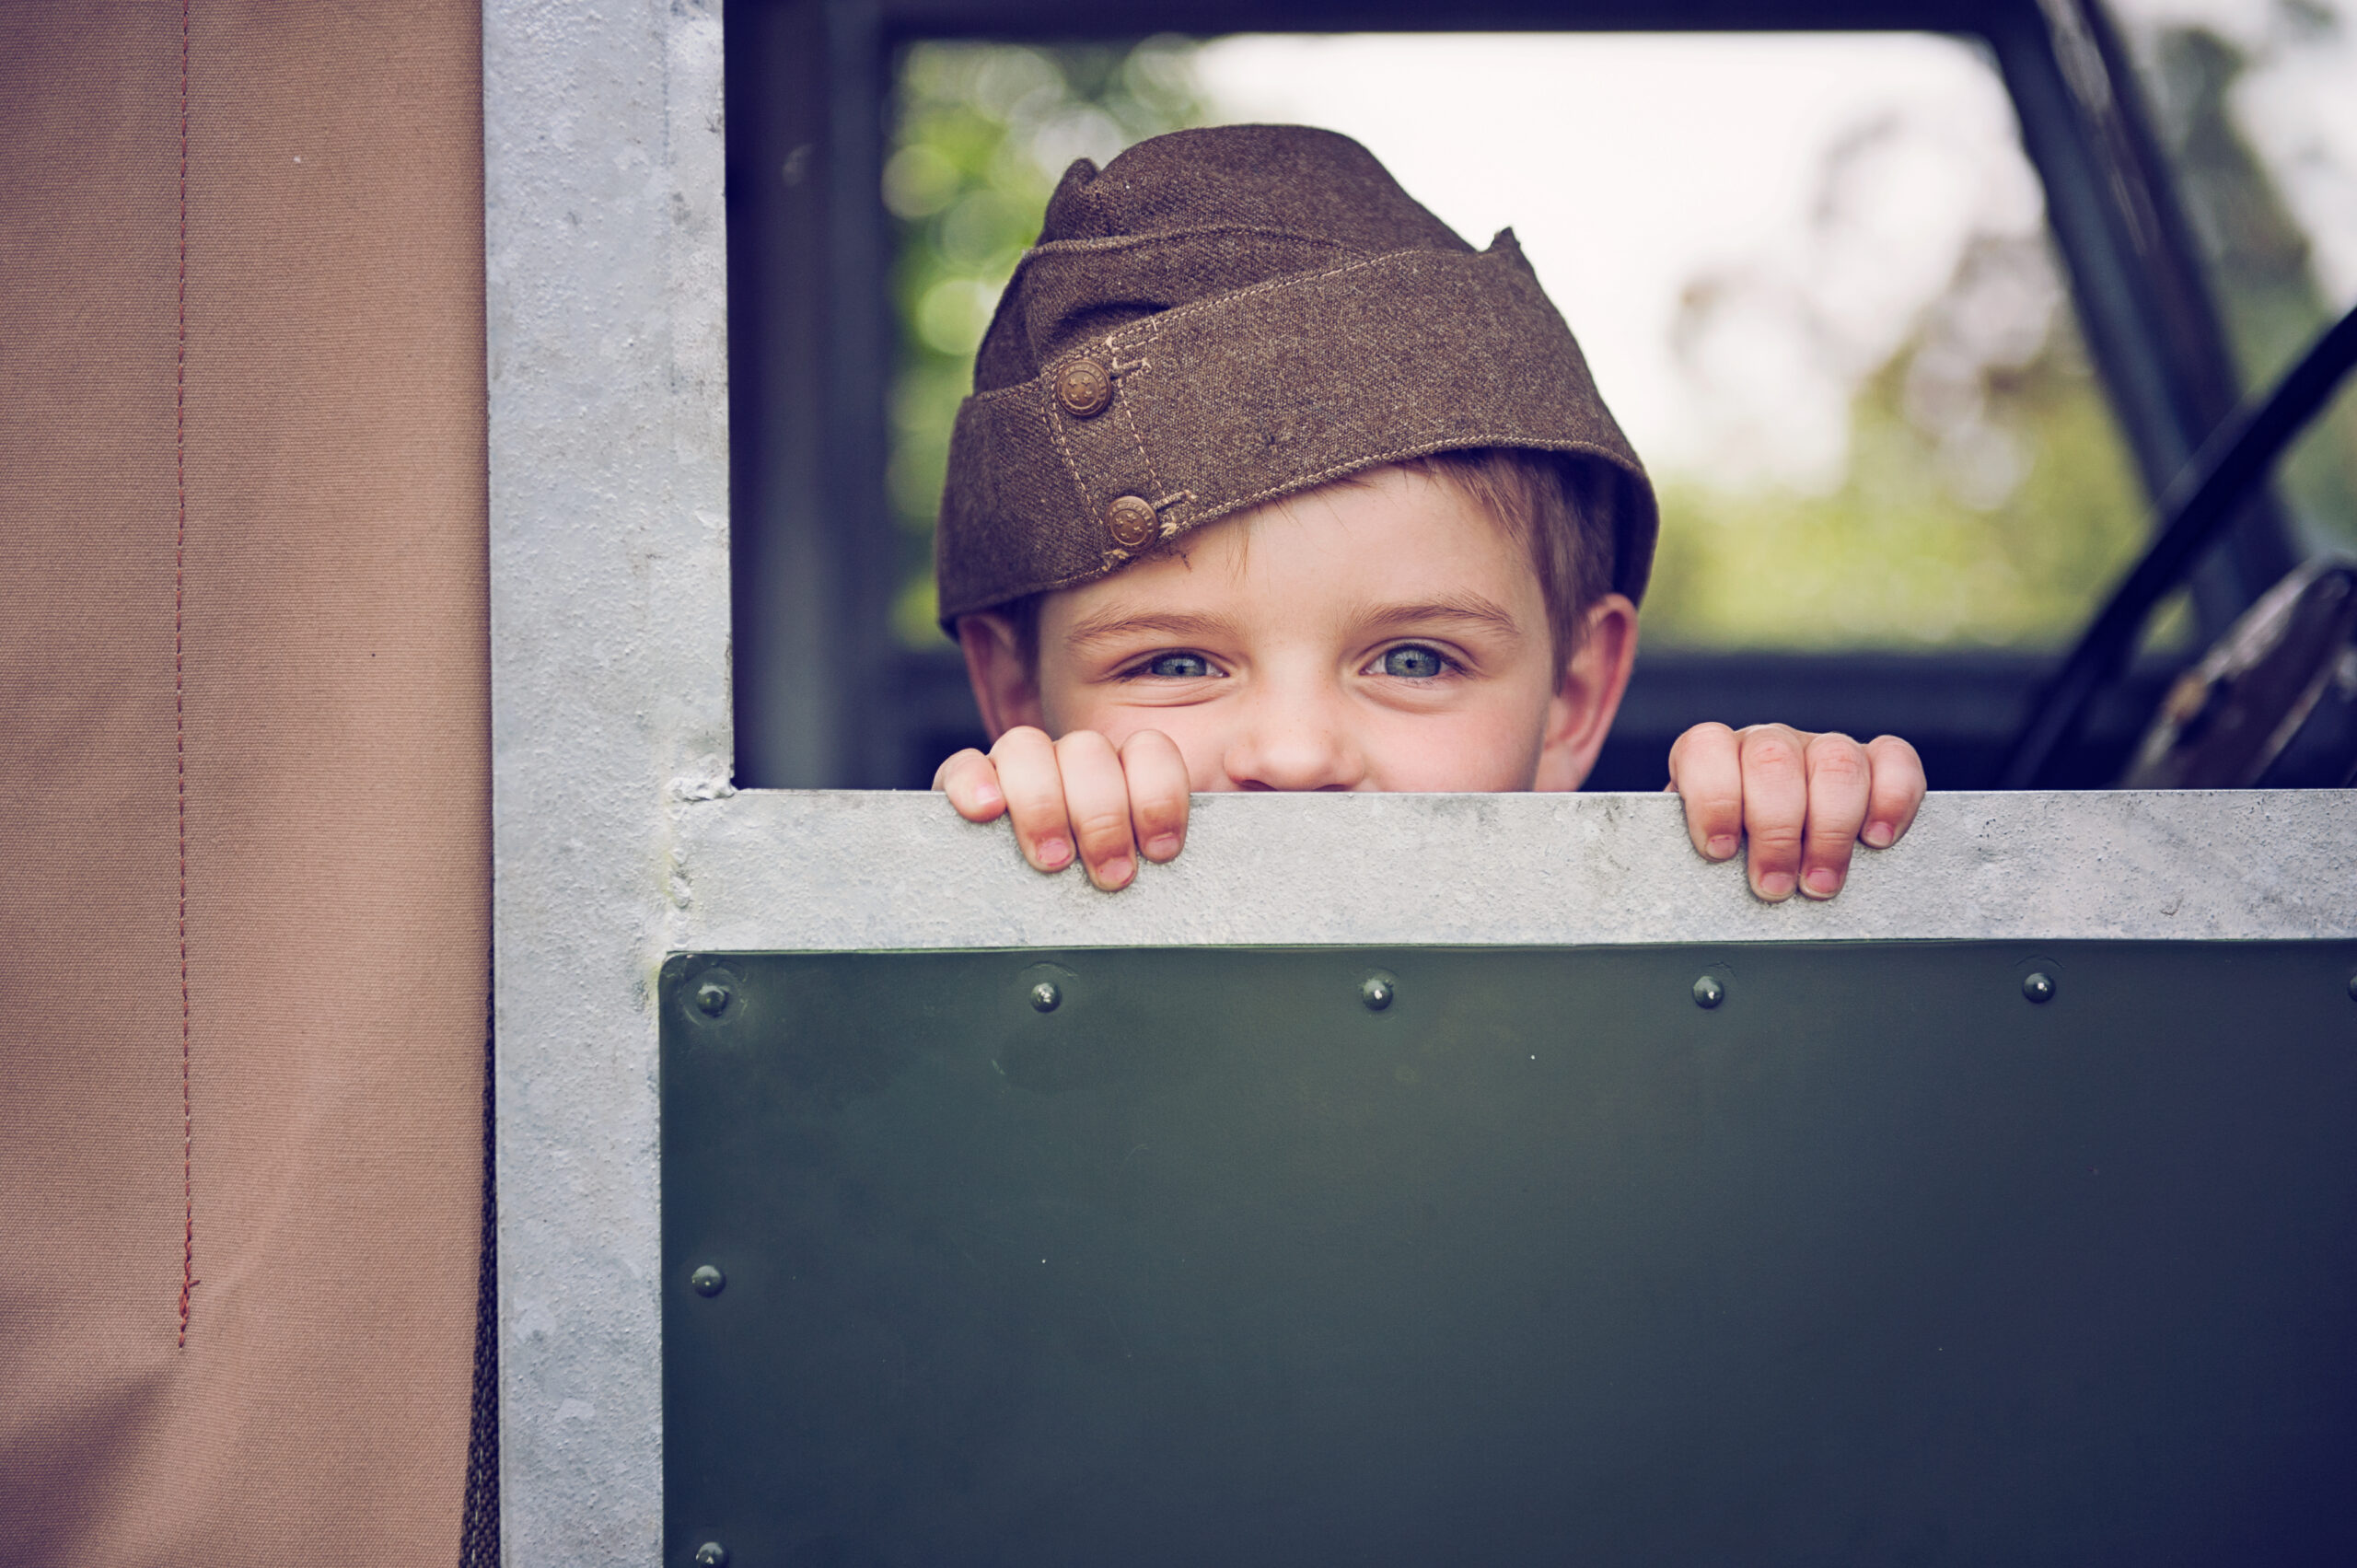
[720,0,2357,796]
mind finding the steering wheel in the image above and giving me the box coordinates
[1994,303,2357,790]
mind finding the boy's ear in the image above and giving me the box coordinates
[1533,593,1640,792]
[958,612,1048,742]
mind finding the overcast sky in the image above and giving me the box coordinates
[1189,6,2356,487]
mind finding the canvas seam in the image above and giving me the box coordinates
[175,0,197,1350]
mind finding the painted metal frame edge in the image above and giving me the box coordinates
[486,0,729,1561]
[675,789,2357,951]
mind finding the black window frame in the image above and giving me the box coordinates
[725,0,2293,790]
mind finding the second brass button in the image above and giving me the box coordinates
[1105,495,1156,548]
[1055,358,1113,417]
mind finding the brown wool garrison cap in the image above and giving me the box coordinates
[935,123,1660,625]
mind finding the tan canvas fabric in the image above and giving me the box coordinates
[935,125,1659,624]
[0,3,490,1562]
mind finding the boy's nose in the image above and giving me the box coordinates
[1221,688,1366,793]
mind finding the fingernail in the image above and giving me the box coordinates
[1804,866,1842,899]
[975,784,1002,809]
[1097,856,1134,889]
[1036,837,1072,869]
[1758,872,1796,900]
[1144,833,1180,860]
[1705,834,1738,861]
[1863,821,1894,848]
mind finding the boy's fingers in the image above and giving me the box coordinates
[1862,734,1926,848]
[988,726,1076,873]
[1736,724,1809,901]
[1120,729,1191,863]
[1666,722,1744,861]
[932,748,1007,823]
[1797,733,1872,900]
[1054,730,1141,890]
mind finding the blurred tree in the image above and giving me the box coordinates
[2137,21,2357,557]
[1643,229,2152,649]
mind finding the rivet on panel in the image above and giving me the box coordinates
[2022,971,2057,1005]
[693,979,731,1016]
[1361,975,1396,1011]
[694,1543,729,1566]
[690,1264,726,1297]
[1030,981,1062,1013]
[1692,975,1724,1010]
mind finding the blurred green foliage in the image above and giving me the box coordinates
[1645,353,2149,647]
[1643,229,2153,647]
[884,30,2347,654]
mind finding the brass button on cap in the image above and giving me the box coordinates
[1055,358,1113,418]
[1105,494,1156,548]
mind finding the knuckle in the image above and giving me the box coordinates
[991,728,1052,768]
[1675,721,1736,753]
[1670,723,1736,768]
[1806,746,1869,787]
[1070,805,1132,847]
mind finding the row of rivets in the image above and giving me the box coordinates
[695,965,2357,1026]
[716,967,2357,1022]
[1004,966,2281,1018]
[1693,971,2066,1009]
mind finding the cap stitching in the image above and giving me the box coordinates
[1022,224,1360,259]
[1212,433,1633,517]
[1107,245,1481,349]
[1039,384,1097,522]
[963,246,1514,414]
[1113,329,1167,516]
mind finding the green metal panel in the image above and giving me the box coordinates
[661,944,2357,1567]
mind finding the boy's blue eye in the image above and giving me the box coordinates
[1379,645,1447,679]
[1144,653,1213,679]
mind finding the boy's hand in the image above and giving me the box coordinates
[1666,723,1923,902]
[934,726,1191,891]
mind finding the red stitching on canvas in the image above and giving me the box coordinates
[175,0,197,1350]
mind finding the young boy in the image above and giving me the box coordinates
[930,125,1923,895]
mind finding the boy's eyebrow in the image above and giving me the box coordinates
[1060,608,1244,650]
[1359,595,1528,638]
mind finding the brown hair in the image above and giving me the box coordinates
[992,447,1617,671]
[1371,447,1617,662]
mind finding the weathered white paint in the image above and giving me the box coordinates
[676,789,2357,950]
[485,0,728,1560]
[480,2,2356,1560]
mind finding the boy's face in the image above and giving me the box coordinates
[962,466,1638,793]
